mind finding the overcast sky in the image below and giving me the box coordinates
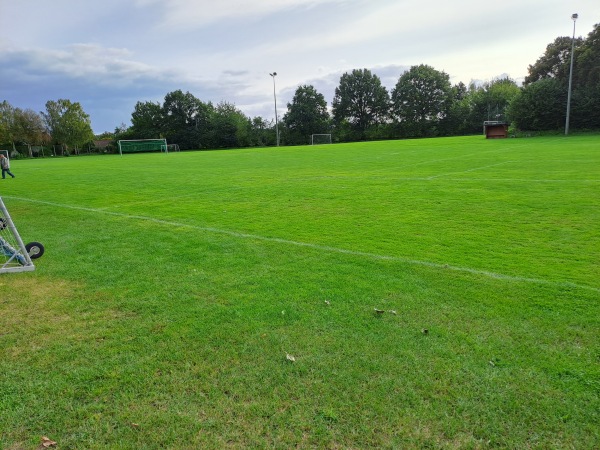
[1,0,598,134]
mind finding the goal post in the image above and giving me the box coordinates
[118,139,168,156]
[311,134,332,145]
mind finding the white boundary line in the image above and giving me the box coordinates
[6,196,600,294]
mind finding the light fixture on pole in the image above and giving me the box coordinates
[269,72,280,146]
[565,13,578,136]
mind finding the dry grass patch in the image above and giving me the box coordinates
[0,276,82,358]
[0,276,77,322]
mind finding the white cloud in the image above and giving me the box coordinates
[152,0,351,29]
[2,45,160,85]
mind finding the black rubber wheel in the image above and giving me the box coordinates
[0,218,6,230]
[25,241,45,259]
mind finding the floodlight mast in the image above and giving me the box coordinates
[565,13,578,136]
[269,72,280,147]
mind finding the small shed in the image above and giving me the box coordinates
[483,121,508,139]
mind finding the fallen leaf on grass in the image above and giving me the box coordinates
[286,353,296,362]
[324,300,330,306]
[374,308,385,314]
[40,436,57,447]
[388,310,397,315]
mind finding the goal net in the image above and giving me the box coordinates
[0,197,35,273]
[118,139,168,155]
[311,134,332,145]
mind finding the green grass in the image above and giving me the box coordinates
[1,135,599,449]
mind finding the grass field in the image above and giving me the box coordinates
[1,135,599,449]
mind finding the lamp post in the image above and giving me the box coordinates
[269,72,280,146]
[565,13,578,135]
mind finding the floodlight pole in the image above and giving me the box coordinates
[565,13,578,136]
[269,72,280,146]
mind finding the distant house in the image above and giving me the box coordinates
[93,139,113,152]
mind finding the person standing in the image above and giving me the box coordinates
[0,154,15,179]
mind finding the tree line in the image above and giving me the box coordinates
[0,99,94,156]
[1,23,598,155]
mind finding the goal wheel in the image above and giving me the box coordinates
[0,218,6,230]
[25,242,45,259]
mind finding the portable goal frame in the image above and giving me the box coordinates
[0,197,35,273]
[117,139,168,156]
[311,134,332,145]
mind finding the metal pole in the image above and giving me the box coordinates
[269,72,279,146]
[565,13,578,136]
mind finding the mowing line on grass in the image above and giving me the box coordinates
[7,195,600,294]
[311,176,600,183]
[101,192,212,210]
[441,178,600,183]
[390,148,516,171]
[325,145,532,180]
[426,161,516,180]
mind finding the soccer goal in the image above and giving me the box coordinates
[311,134,332,145]
[118,139,168,156]
[0,197,42,273]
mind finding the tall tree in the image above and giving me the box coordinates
[571,23,600,128]
[507,78,566,130]
[441,82,472,136]
[0,101,17,150]
[283,85,330,145]
[41,99,94,154]
[210,102,251,149]
[577,23,600,90]
[130,101,163,138]
[162,90,204,130]
[248,116,273,147]
[470,78,520,126]
[14,109,47,156]
[512,23,600,131]
[445,78,520,135]
[524,36,584,86]
[332,69,389,140]
[391,64,453,137]
[0,102,48,155]
[161,90,212,150]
